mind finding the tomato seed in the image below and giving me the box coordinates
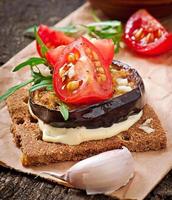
[97,67,104,73]
[145,33,154,43]
[98,74,106,82]
[67,53,76,63]
[85,47,92,55]
[95,61,101,67]
[66,80,80,91]
[92,51,99,61]
[74,52,80,61]
[110,69,118,74]
[59,67,65,77]
[157,29,162,38]
[133,29,139,35]
[62,76,66,82]
[134,28,143,40]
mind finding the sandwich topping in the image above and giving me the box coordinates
[1,22,145,145]
[28,59,145,145]
[38,111,143,145]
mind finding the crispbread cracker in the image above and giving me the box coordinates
[6,87,167,166]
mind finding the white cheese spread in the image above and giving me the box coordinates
[38,111,143,145]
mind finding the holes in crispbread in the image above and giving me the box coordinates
[121,132,131,141]
[30,116,38,123]
[16,118,25,125]
[23,96,29,104]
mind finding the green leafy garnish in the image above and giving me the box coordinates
[30,76,53,92]
[86,21,123,53]
[13,57,46,72]
[34,26,48,57]
[24,25,77,38]
[0,27,69,121]
[25,13,123,53]
[52,25,78,35]
[0,79,34,102]
[59,102,69,121]
[25,26,38,34]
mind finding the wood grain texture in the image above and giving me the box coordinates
[0,0,172,199]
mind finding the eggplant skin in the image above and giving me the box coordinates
[29,60,145,129]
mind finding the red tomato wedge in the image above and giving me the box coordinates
[92,39,114,67]
[124,9,172,56]
[37,25,74,57]
[45,45,66,67]
[46,38,114,68]
[53,37,113,105]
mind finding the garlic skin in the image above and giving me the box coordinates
[64,147,134,195]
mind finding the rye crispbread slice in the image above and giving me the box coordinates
[6,87,167,166]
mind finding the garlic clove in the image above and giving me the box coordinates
[41,147,134,195]
[65,147,134,195]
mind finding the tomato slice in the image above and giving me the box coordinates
[92,39,114,67]
[37,25,74,57]
[124,9,172,55]
[53,37,113,105]
[45,45,66,67]
[46,38,114,68]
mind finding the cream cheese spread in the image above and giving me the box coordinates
[38,111,143,145]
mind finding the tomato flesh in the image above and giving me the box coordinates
[124,9,172,55]
[45,45,66,67]
[53,37,113,105]
[37,24,74,57]
[92,39,114,67]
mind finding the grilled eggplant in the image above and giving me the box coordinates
[29,60,145,128]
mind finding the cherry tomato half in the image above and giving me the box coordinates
[53,37,113,105]
[36,25,74,57]
[124,9,172,56]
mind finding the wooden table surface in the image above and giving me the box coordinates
[0,0,172,199]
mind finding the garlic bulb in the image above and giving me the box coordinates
[42,147,134,195]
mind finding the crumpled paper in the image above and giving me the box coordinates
[0,2,172,200]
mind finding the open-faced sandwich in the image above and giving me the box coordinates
[0,14,167,166]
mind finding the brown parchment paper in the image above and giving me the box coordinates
[1,3,172,200]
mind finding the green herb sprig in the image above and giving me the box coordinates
[34,26,48,57]
[25,16,123,53]
[0,29,69,120]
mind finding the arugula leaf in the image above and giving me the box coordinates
[25,26,38,34]
[13,57,46,72]
[46,85,54,91]
[59,102,69,121]
[0,56,51,102]
[87,21,121,27]
[0,79,34,102]
[85,20,123,53]
[30,79,53,92]
[52,25,77,34]
[25,25,77,36]
[34,26,48,57]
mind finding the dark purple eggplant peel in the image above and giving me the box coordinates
[29,60,145,129]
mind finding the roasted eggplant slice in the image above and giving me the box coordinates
[29,60,145,128]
